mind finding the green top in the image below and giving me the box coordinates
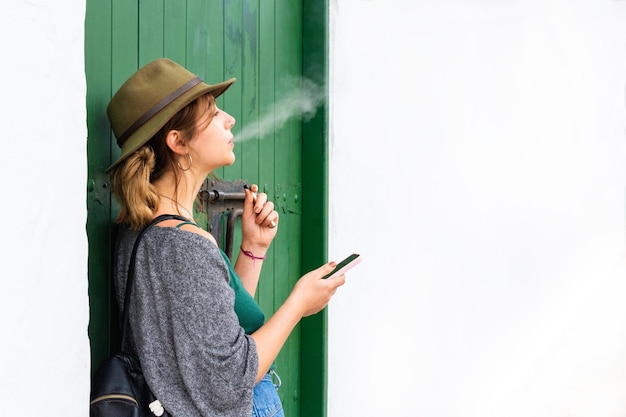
[218,249,265,334]
[175,221,265,334]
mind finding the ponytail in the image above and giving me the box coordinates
[110,146,159,230]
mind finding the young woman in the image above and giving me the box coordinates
[106,58,345,417]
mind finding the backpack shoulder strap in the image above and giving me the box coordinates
[120,214,188,350]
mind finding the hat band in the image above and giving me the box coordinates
[117,76,203,146]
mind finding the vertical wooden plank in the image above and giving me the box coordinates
[187,0,222,76]
[273,0,291,323]
[256,0,276,334]
[240,0,260,185]
[164,0,187,63]
[104,0,140,360]
[108,0,139,358]
[86,0,113,373]
[240,0,266,304]
[223,0,244,180]
[274,1,303,416]
[111,0,139,168]
[188,0,227,177]
[214,0,245,273]
[300,0,330,416]
[139,0,165,64]
[187,0,224,76]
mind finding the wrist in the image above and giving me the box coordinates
[240,240,269,256]
[240,245,267,265]
[281,292,306,320]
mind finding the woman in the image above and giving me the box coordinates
[106,58,345,417]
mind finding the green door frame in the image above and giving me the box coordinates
[86,1,329,416]
[300,1,330,415]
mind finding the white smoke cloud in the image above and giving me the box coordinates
[234,78,325,143]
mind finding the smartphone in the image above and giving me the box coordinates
[322,253,362,279]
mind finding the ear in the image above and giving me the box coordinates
[164,130,187,156]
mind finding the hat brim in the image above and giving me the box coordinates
[106,77,235,173]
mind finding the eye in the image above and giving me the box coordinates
[214,111,220,117]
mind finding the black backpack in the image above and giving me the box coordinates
[90,215,185,417]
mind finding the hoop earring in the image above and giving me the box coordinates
[177,153,192,171]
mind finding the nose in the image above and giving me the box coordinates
[227,115,236,129]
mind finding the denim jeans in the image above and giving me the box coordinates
[251,371,284,417]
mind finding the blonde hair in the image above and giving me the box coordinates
[110,93,215,230]
[110,147,159,230]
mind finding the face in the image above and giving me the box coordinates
[187,104,236,172]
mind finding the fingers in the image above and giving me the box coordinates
[325,263,346,287]
[319,261,337,275]
[293,262,347,317]
[315,262,346,286]
[245,184,279,229]
[253,197,278,228]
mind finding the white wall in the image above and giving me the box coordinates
[3,1,626,416]
[329,1,626,416]
[0,1,89,415]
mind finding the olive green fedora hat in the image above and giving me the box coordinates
[106,58,235,172]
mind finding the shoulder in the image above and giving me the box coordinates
[115,222,229,282]
[156,219,218,246]
[131,227,232,295]
[141,225,221,262]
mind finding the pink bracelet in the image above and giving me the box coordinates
[240,246,266,266]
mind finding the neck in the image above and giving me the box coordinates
[158,193,195,221]
[152,171,204,221]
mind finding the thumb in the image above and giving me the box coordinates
[243,184,257,211]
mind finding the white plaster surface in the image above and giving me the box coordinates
[0,1,89,415]
[329,1,626,416]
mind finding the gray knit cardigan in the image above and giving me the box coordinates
[113,225,259,417]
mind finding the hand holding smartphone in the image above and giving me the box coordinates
[322,253,362,279]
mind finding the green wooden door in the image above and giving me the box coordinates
[86,2,329,417]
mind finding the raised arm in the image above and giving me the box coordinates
[234,184,278,296]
